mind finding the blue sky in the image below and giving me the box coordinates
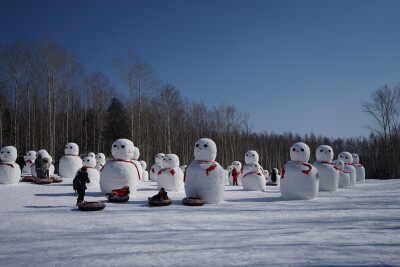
[1,0,400,138]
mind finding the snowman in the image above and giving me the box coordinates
[0,146,21,184]
[150,153,165,182]
[88,152,95,158]
[157,154,184,192]
[100,139,141,194]
[264,169,269,183]
[184,138,225,204]
[281,142,319,200]
[241,150,264,178]
[140,160,149,181]
[226,165,234,185]
[313,145,339,192]
[231,161,242,185]
[338,152,356,186]
[95,153,106,172]
[31,149,55,177]
[242,162,266,191]
[352,153,365,182]
[131,147,142,181]
[22,150,36,174]
[333,160,350,188]
[59,143,82,178]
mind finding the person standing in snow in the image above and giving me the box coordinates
[16,153,25,173]
[73,166,90,205]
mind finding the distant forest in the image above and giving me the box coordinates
[1,38,399,178]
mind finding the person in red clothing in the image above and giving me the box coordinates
[232,168,240,186]
[111,186,130,196]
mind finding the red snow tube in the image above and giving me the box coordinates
[78,201,106,211]
[182,197,205,206]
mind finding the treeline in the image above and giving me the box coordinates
[1,38,399,178]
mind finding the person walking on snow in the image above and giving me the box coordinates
[73,166,90,205]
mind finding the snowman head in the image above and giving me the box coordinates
[37,149,52,163]
[333,160,344,170]
[82,156,96,168]
[226,165,234,172]
[248,163,259,172]
[88,152,95,158]
[163,154,180,168]
[231,161,242,170]
[133,147,140,160]
[155,153,165,165]
[140,160,147,169]
[64,143,79,156]
[264,169,269,177]
[26,151,36,161]
[0,146,17,162]
[338,152,353,164]
[352,153,360,164]
[316,145,334,162]
[95,153,106,164]
[245,150,259,164]
[194,138,217,161]
[111,139,135,160]
[290,142,310,162]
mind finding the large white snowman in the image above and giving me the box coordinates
[352,153,365,182]
[184,138,225,204]
[241,150,264,177]
[0,146,21,184]
[22,150,36,174]
[242,162,266,191]
[333,160,350,188]
[79,156,99,187]
[95,153,106,172]
[313,145,339,192]
[231,161,242,185]
[31,149,55,177]
[338,152,356,186]
[100,139,141,194]
[150,153,165,182]
[281,142,319,200]
[59,143,82,178]
[157,154,184,191]
[140,160,149,181]
[131,147,142,181]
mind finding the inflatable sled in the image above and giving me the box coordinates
[148,197,172,206]
[182,197,205,206]
[51,177,63,183]
[78,201,106,211]
[266,182,278,186]
[105,193,129,203]
[34,178,53,184]
[21,176,35,182]
[148,188,172,206]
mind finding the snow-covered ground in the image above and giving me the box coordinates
[0,178,399,266]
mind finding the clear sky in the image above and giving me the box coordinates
[1,0,400,138]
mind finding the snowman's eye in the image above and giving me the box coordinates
[113,145,117,147]
[246,154,248,157]
[196,144,199,147]
[121,145,125,148]
[169,159,171,161]
[7,151,10,154]
[65,146,67,148]
[204,144,208,148]
[329,150,331,152]
[70,146,72,149]
[320,150,323,152]
[292,148,296,151]
[301,149,304,152]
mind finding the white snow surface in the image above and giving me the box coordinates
[0,179,399,266]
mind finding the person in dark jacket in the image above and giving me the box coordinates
[73,167,90,205]
[35,154,47,178]
[16,153,25,173]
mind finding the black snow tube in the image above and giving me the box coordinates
[78,201,106,211]
[105,193,129,203]
[148,197,172,206]
[182,197,205,206]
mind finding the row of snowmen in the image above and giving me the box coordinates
[0,138,365,204]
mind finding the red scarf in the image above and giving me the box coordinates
[281,162,312,179]
[26,160,33,164]
[339,169,349,174]
[322,162,339,170]
[0,162,15,168]
[158,168,175,176]
[85,166,95,169]
[101,159,141,180]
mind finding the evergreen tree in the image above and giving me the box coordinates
[103,97,130,148]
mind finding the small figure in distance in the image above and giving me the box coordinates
[73,166,90,205]
[16,153,25,174]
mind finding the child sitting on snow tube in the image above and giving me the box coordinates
[105,186,130,202]
[148,188,172,206]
